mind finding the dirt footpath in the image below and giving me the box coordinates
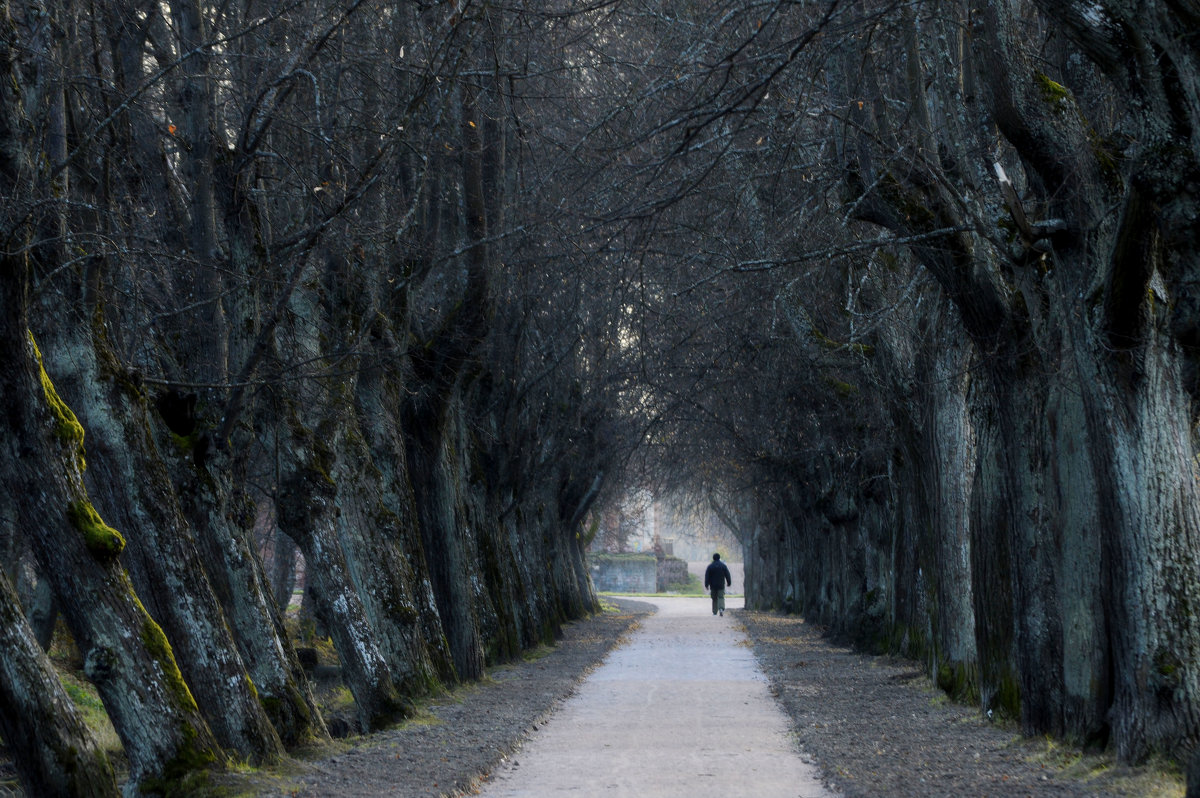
[479,596,829,797]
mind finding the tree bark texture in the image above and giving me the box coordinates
[1078,317,1200,760]
[329,418,446,697]
[354,345,458,683]
[166,443,328,746]
[273,415,412,732]
[0,315,223,790]
[0,569,119,798]
[405,397,488,682]
[36,311,285,764]
[916,303,978,700]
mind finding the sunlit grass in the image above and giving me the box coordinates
[521,643,556,662]
[60,665,122,755]
[1024,737,1183,797]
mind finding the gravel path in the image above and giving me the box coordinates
[479,596,829,797]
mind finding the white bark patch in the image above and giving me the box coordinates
[1149,269,1168,304]
[1080,1,1108,28]
[1075,0,1119,34]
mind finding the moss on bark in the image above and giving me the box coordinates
[936,659,981,704]
[67,500,126,559]
[135,723,218,797]
[140,616,201,716]
[28,330,86,468]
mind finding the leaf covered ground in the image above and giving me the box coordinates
[739,611,1183,798]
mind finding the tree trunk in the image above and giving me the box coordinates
[902,295,978,697]
[1045,327,1109,745]
[41,315,285,764]
[0,569,119,798]
[273,417,411,731]
[330,418,446,695]
[405,400,487,682]
[967,385,1021,722]
[310,249,456,693]
[1079,319,1200,760]
[0,321,223,791]
[279,515,411,731]
[169,449,328,746]
[355,344,457,682]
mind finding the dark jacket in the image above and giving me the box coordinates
[704,560,732,592]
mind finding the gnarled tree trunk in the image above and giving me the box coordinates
[273,413,411,732]
[0,569,119,798]
[1078,310,1200,760]
[0,322,223,791]
[36,298,285,764]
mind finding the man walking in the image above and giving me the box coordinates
[704,553,733,616]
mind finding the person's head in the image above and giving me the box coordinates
[712,553,721,561]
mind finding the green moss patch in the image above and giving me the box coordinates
[67,501,126,559]
[137,723,218,797]
[60,671,122,755]
[823,376,860,397]
[28,330,87,468]
[141,617,200,715]
[936,660,980,704]
[1035,72,1070,109]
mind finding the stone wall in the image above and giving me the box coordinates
[657,556,691,591]
[590,555,656,593]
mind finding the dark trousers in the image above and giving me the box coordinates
[710,588,725,615]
